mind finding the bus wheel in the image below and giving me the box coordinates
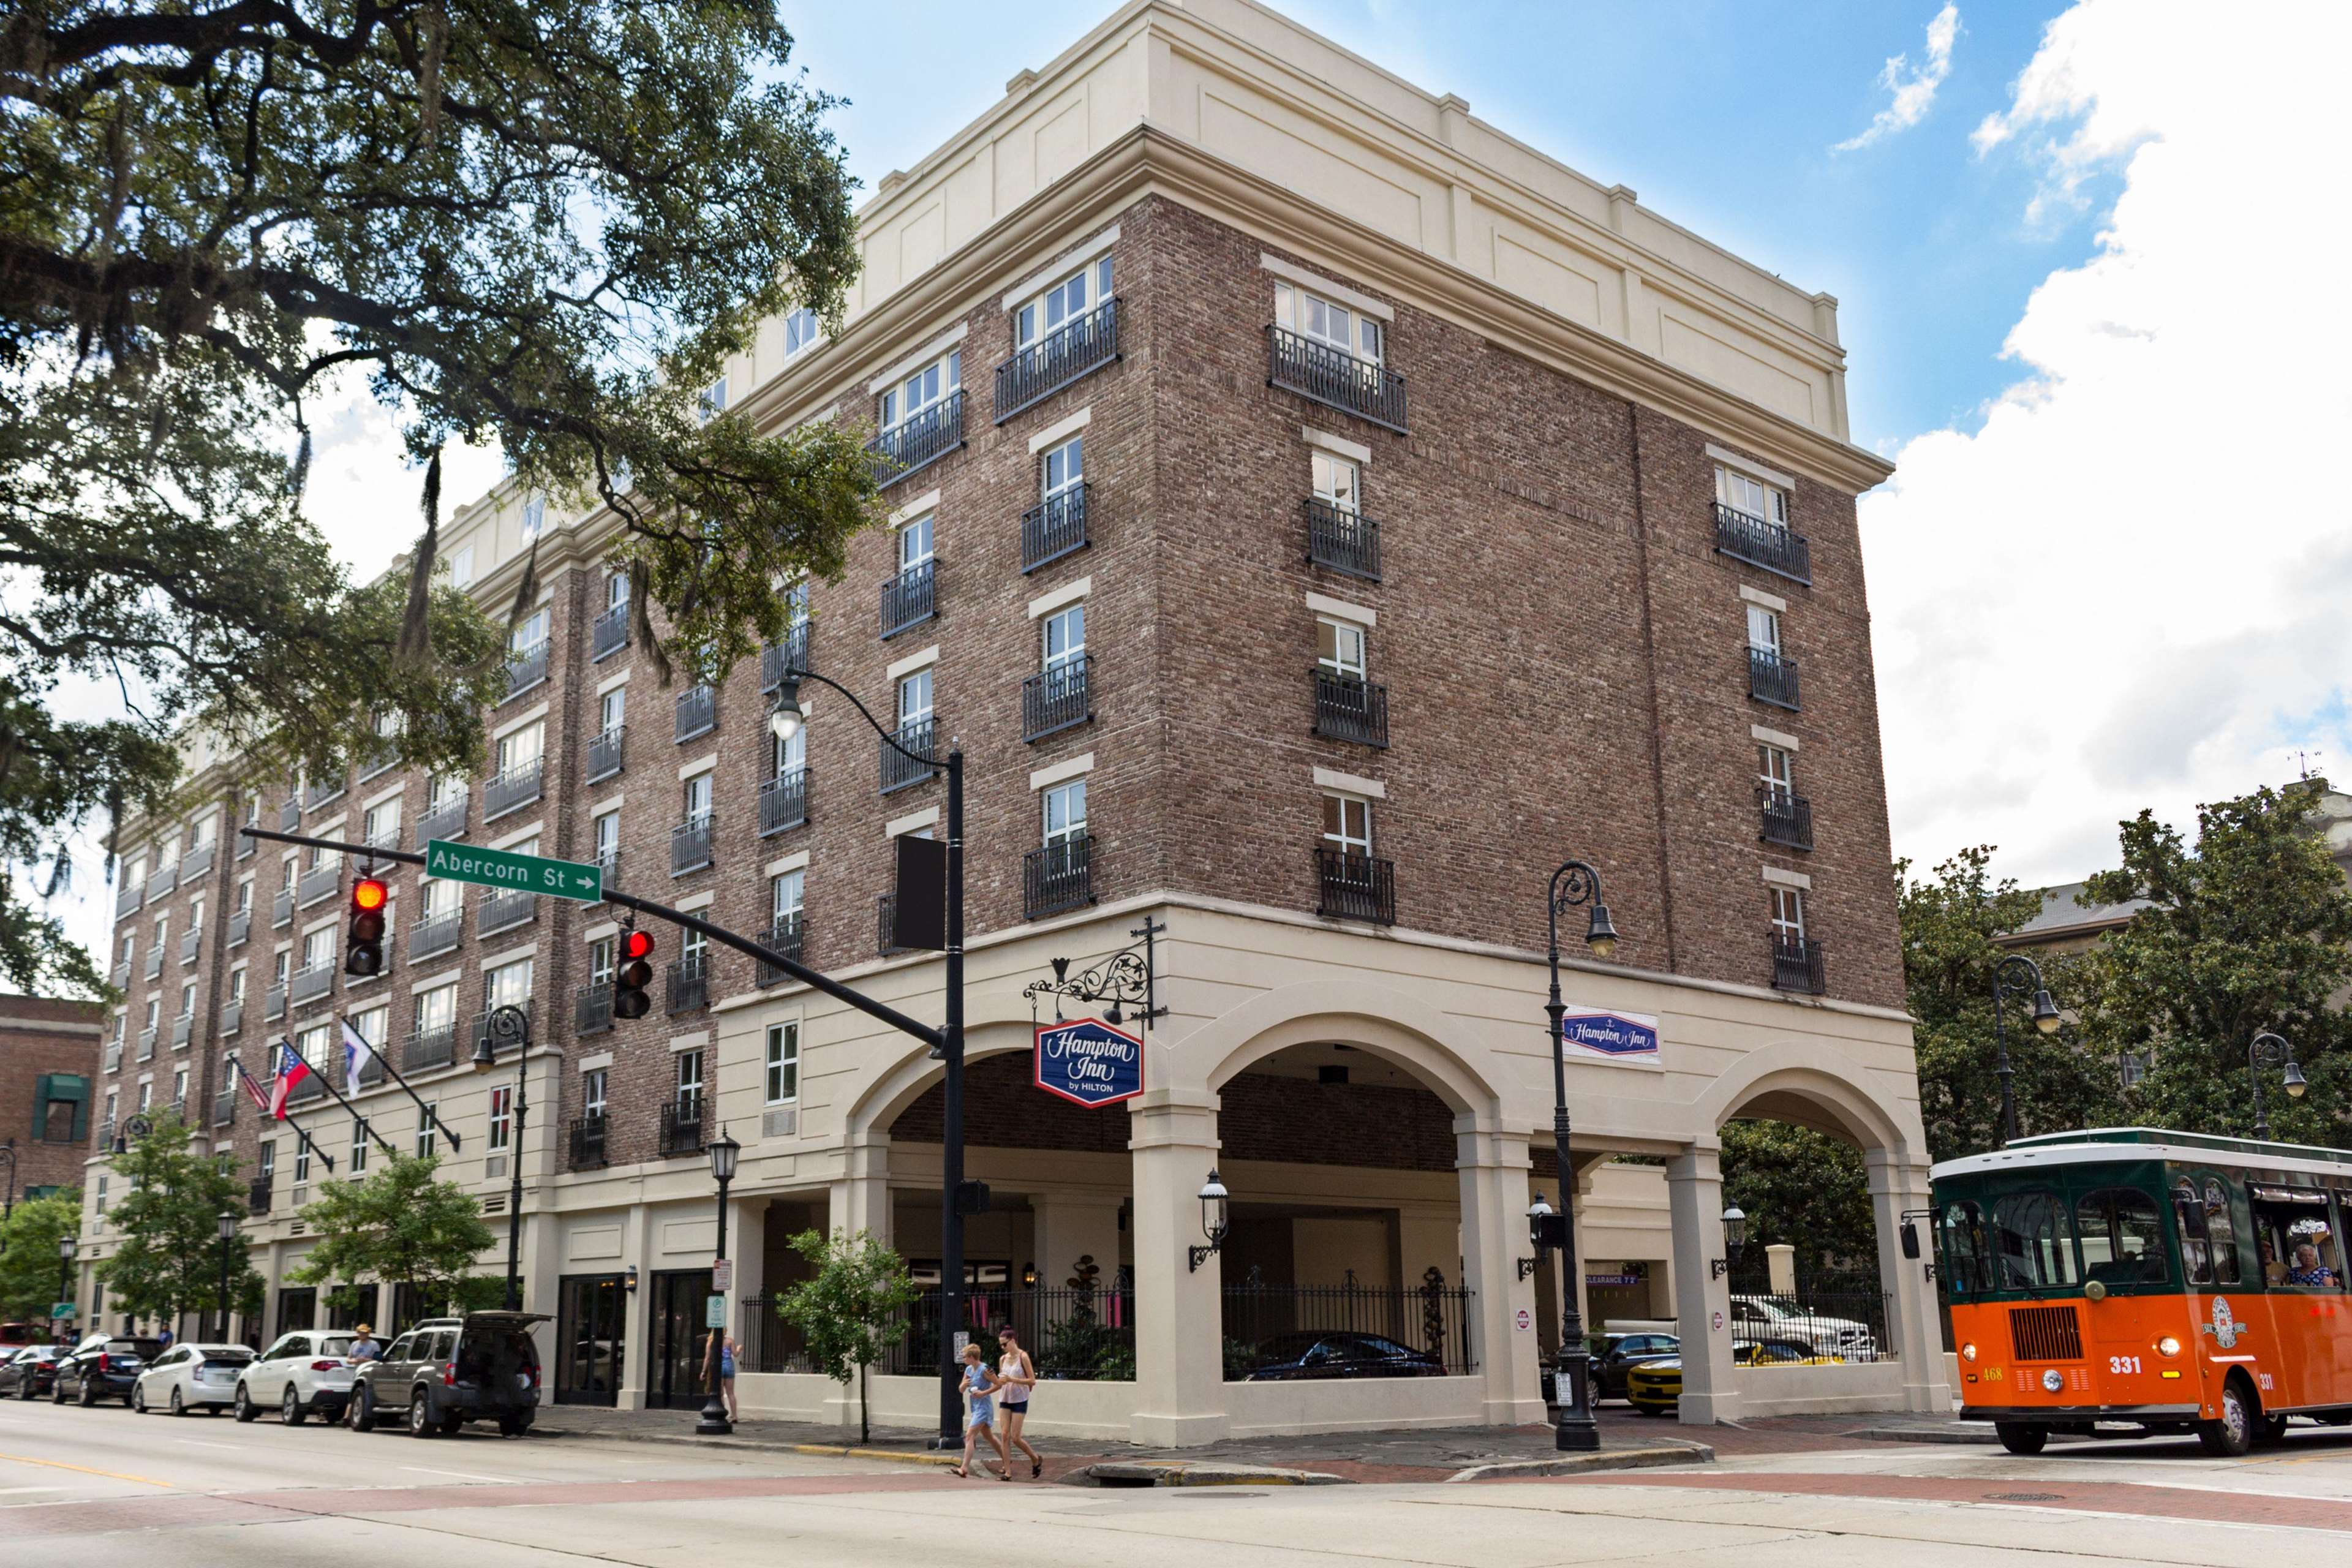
[1996,1423,2046,1456]
[2256,1414,2290,1447]
[2197,1378,2254,1457]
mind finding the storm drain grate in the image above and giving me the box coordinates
[1984,1492,2066,1502]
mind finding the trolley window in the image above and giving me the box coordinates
[2076,1187,2169,1287]
[2250,1186,2343,1290]
[2173,1176,2242,1287]
[1940,1200,1994,1297]
[1989,1189,2079,1291]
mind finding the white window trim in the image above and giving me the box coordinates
[1259,254,1394,322]
[596,667,631,697]
[1706,443,1796,492]
[576,1051,615,1074]
[1751,725,1801,752]
[489,820,543,851]
[886,643,941,681]
[888,488,941,527]
[669,1031,711,1054]
[764,1019,803,1106]
[1762,866,1812,890]
[998,224,1121,313]
[677,753,718,783]
[1029,753,1095,791]
[1026,406,1092,455]
[675,890,715,914]
[492,704,548,742]
[1027,576,1091,620]
[866,323,969,395]
[1739,584,1789,614]
[480,943,538,971]
[888,806,941,838]
[1305,591,1377,629]
[1312,766,1387,800]
[590,792,625,818]
[766,850,812,877]
[362,782,405,813]
[1302,426,1373,466]
[582,921,620,945]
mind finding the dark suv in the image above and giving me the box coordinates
[53,1332,165,1406]
[347,1311,546,1438]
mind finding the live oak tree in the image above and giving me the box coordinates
[289,1153,501,1317]
[0,1187,82,1322]
[95,1113,263,1329]
[1,1,879,993]
[776,1227,918,1446]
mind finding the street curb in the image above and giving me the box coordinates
[1077,1461,1348,1488]
[1444,1442,1714,1482]
[1860,1425,2000,1445]
[789,1443,961,1467]
[535,1427,957,1464]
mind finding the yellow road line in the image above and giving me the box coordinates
[0,1451,177,1490]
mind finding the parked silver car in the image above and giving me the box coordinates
[236,1329,358,1424]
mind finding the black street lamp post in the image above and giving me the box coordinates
[58,1233,77,1334]
[771,668,968,1451]
[2248,1031,2307,1142]
[697,1131,741,1436]
[1991,955,2062,1145]
[1541,857,1619,1453]
[1,1140,17,1221]
[470,1005,535,1311]
[214,1209,237,1342]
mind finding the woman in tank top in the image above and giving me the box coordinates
[996,1325,1041,1479]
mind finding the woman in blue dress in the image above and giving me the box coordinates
[954,1343,1012,1479]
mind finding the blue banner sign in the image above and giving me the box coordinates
[1035,1017,1145,1108]
[1560,1009,1660,1058]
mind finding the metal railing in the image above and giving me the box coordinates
[470,1005,530,1060]
[1772,935,1827,995]
[219,998,243,1036]
[271,886,294,928]
[179,842,216,883]
[287,1071,324,1104]
[483,758,543,822]
[1022,657,1091,741]
[587,724,624,784]
[356,742,397,783]
[671,813,714,876]
[1222,1272,1476,1378]
[755,916,806,986]
[1314,846,1395,925]
[1713,502,1812,586]
[568,1115,608,1170]
[115,881,143,918]
[279,796,301,831]
[876,894,905,957]
[1304,497,1381,581]
[289,961,335,1006]
[170,1012,192,1047]
[355,1050,385,1088]
[248,1179,273,1215]
[665,956,708,1014]
[418,792,468,844]
[404,1023,456,1071]
[658,1098,705,1157]
[478,884,535,936]
[146,862,176,900]
[867,390,966,487]
[503,639,549,701]
[1311,669,1389,748]
[410,908,462,960]
[137,1026,157,1061]
[1267,325,1407,433]
[864,1286,1139,1381]
[303,774,345,811]
[104,1042,123,1073]
[1020,484,1089,573]
[262,984,287,1022]
[1760,786,1814,851]
[297,860,342,908]
[1748,647,1801,710]
[575,983,614,1036]
[1725,1264,1892,1360]
[590,848,619,903]
[761,622,812,693]
[880,718,937,794]
[760,767,809,835]
[213,1089,236,1128]
[179,927,201,966]
[235,828,254,862]
[110,959,131,989]
[143,947,162,980]
[1024,835,1093,920]
[674,683,716,742]
[590,603,629,661]
[879,558,935,639]
[227,908,252,949]
[995,296,1120,421]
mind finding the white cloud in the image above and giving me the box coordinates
[1833,4,1961,153]
[1866,0,2352,891]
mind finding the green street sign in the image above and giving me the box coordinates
[50,1302,74,1321]
[424,839,603,903]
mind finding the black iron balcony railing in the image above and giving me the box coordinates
[235,827,255,861]
[478,884,535,937]
[1023,835,1093,920]
[665,956,708,1014]
[674,683,717,742]
[590,849,618,903]
[1304,497,1382,581]
[671,813,715,876]
[590,602,629,662]
[1022,658,1092,742]
[179,842,216,883]
[880,718,938,794]
[97,1115,115,1149]
[761,622,813,694]
[1314,845,1396,925]
[995,297,1120,422]
[179,927,201,967]
[248,1178,273,1215]
[404,1023,456,1071]
[575,982,614,1036]
[568,1114,609,1170]
[303,774,345,811]
[760,767,810,836]
[298,860,341,908]
[483,758,543,822]
[143,948,162,981]
[867,390,966,487]
[658,1098,705,1158]
[470,1005,530,1058]
[146,862,176,900]
[410,908,462,961]
[289,961,334,1007]
[1772,935,1827,995]
[279,796,301,831]
[287,1070,324,1104]
[1312,669,1389,748]
[880,557,936,639]
[1713,501,1812,586]
[271,886,294,928]
[213,1088,236,1128]
[1748,647,1801,710]
[110,958,131,989]
[1020,484,1089,573]
[1760,786,1815,851]
[115,881,144,918]
[1267,325,1408,433]
[503,639,549,701]
[219,998,243,1036]
[876,894,906,957]
[586,723,624,784]
[170,1011,192,1047]
[364,824,401,858]
[755,916,806,986]
[355,1049,385,1088]
[104,1042,123,1073]
[418,791,468,844]
[356,742,396,784]
[262,983,287,1022]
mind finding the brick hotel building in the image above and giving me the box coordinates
[76,0,1947,1439]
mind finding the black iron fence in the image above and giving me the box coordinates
[674,683,717,742]
[1758,786,1814,851]
[842,1286,1137,1381]
[1771,935,1826,995]
[759,767,809,835]
[1724,1265,1894,1361]
[1713,501,1812,586]
[1222,1273,1475,1378]
[1314,845,1395,924]
[880,558,936,639]
[1022,657,1091,741]
[1023,834,1093,919]
[1311,668,1388,747]
[1267,325,1407,432]
[995,298,1120,421]
[1748,646,1801,710]
[867,391,966,486]
[1020,485,1090,573]
[880,718,937,794]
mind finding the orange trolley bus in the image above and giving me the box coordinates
[1931,1127,2352,1456]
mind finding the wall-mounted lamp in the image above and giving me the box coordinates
[625,1264,639,1295]
[1187,1169,1229,1273]
[1709,1205,1747,1280]
[1021,1261,1038,1290]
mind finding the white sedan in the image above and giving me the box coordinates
[132,1343,254,1415]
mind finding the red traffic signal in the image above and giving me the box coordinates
[344,876,389,976]
[623,929,655,962]
[613,927,655,1019]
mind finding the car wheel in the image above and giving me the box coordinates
[283,1385,306,1427]
[497,1414,532,1438]
[170,1387,186,1418]
[78,1378,95,1408]
[2197,1378,2255,1458]
[347,1386,375,1433]
[234,1384,258,1422]
[408,1390,437,1439]
[132,1384,147,1414]
[1996,1423,2046,1456]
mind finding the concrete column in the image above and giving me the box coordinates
[827,1131,892,1246]
[1868,1149,1953,1412]
[1032,1190,1123,1293]
[615,1199,654,1411]
[1666,1144,1738,1424]
[1129,1089,1225,1448]
[1455,1119,1547,1426]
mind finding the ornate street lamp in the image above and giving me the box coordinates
[696,1131,742,1436]
[470,1003,536,1310]
[215,1209,238,1341]
[2248,1031,2305,1142]
[1540,857,1620,1453]
[1991,955,2062,1144]
[1188,1170,1231,1272]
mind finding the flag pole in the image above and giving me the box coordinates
[276,1038,399,1159]
[341,1014,462,1152]
[230,1053,336,1174]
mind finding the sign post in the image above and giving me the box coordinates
[424,839,603,903]
[711,1259,734,1294]
[1033,1018,1145,1108]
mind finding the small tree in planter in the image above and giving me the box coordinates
[777,1229,918,1445]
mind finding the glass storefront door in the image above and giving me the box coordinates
[557,1273,627,1406]
[647,1269,715,1409]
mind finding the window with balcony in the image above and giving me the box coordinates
[479,834,538,935]
[591,809,620,892]
[998,255,1118,420]
[1313,616,1387,747]
[1713,465,1810,584]
[1770,884,1825,993]
[1020,432,1090,571]
[1306,450,1381,580]
[592,571,631,660]
[1025,602,1091,741]
[1026,778,1093,919]
[673,773,715,875]
[1747,604,1800,710]
[409,982,458,1070]
[361,797,401,855]
[421,774,468,843]
[883,669,938,793]
[503,609,549,701]
[870,349,965,484]
[1269,278,1406,432]
[758,870,806,984]
[412,875,462,960]
[674,679,717,742]
[668,928,709,1013]
[881,511,937,638]
[661,1049,706,1155]
[487,722,545,820]
[1317,792,1393,924]
[1757,744,1813,851]
[587,687,625,782]
[761,725,809,836]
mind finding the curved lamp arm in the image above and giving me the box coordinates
[771,666,933,767]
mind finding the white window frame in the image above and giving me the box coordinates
[675,1049,705,1113]
[488,1085,512,1152]
[771,869,804,924]
[1042,602,1085,674]
[895,510,935,570]
[1322,793,1373,856]
[783,306,821,358]
[1311,450,1360,513]
[1275,279,1383,366]
[417,1104,438,1158]
[1770,886,1806,943]
[878,350,959,431]
[1746,605,1781,657]
[698,375,729,423]
[1758,744,1795,801]
[1317,616,1368,680]
[1041,433,1083,500]
[764,1022,800,1106]
[350,1116,369,1173]
[1042,778,1087,848]
[581,1068,608,1123]
[1715,466,1791,531]
[896,668,933,728]
[1016,255,1115,350]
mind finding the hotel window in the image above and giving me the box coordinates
[235,876,252,915]
[593,809,620,867]
[417,1104,437,1158]
[509,608,548,657]
[350,1117,369,1173]
[153,913,168,954]
[521,495,545,541]
[771,869,804,927]
[765,1022,800,1105]
[897,668,933,731]
[1311,451,1359,513]
[187,895,205,942]
[698,375,728,423]
[897,510,934,574]
[428,772,463,812]
[597,686,625,737]
[581,1068,608,1125]
[103,1089,117,1129]
[681,927,707,979]
[172,1066,187,1104]
[362,797,400,847]
[1317,617,1368,681]
[413,981,457,1038]
[772,720,805,778]
[1758,745,1795,803]
[292,1136,309,1183]
[178,980,195,1020]
[1043,778,1087,848]
[1275,279,1382,366]
[1322,793,1373,858]
[227,967,246,1005]
[270,950,289,987]
[1770,885,1806,944]
[421,875,461,921]
[138,1081,153,1111]
[486,957,533,1011]
[1746,604,1781,657]
[143,997,160,1031]
[96,1175,108,1214]
[783,307,820,358]
[1041,433,1082,500]
[878,350,959,431]
[682,772,713,825]
[279,851,298,892]
[1042,603,1084,677]
[447,545,475,587]
[606,571,630,614]
[296,1020,334,1070]
[353,1005,388,1055]
[118,930,135,969]
[1716,466,1790,530]
[587,936,616,988]
[488,1086,512,1152]
[675,1049,705,1116]
[494,720,544,775]
[1017,255,1113,349]
[301,925,333,970]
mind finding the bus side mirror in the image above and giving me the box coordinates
[1900,1221,1921,1261]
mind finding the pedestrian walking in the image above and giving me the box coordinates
[347,1324,382,1364]
[703,1329,741,1422]
[157,1324,174,1350]
[954,1344,1012,1480]
[996,1326,1041,1479]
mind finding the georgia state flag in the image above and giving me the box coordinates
[270,1042,311,1120]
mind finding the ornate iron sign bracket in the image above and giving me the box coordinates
[1023,918,1167,1031]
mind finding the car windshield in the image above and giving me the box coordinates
[107,1340,160,1357]
[198,1348,254,1363]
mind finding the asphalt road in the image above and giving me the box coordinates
[9,1393,2352,1566]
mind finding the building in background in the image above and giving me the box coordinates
[2,994,102,1215]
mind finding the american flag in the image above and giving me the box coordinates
[235,1055,270,1114]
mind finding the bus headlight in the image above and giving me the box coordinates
[2157,1336,2181,1357]
[1961,1342,1978,1362]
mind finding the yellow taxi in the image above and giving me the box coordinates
[1625,1337,1845,1415]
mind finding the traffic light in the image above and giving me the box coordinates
[613,928,655,1020]
[344,876,388,977]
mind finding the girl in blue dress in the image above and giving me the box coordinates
[954,1343,1012,1479]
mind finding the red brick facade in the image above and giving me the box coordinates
[1,993,102,1196]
